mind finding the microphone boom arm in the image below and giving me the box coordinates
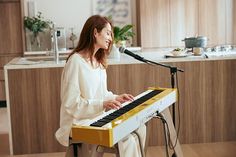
[145,59,184,73]
[118,46,184,72]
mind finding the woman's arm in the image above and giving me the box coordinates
[61,55,104,119]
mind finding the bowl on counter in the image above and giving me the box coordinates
[171,48,187,56]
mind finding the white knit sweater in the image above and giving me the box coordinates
[55,53,116,146]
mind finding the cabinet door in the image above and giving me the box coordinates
[0,81,5,100]
[198,0,226,46]
[0,68,5,100]
[139,0,171,48]
[170,0,198,46]
[0,1,23,54]
[225,0,236,44]
[234,0,236,44]
[0,1,23,100]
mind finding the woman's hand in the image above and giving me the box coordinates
[103,100,121,111]
[115,94,134,104]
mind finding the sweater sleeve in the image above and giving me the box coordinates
[61,56,104,119]
[101,69,117,101]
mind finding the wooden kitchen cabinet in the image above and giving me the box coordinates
[107,60,236,145]
[226,0,236,44]
[169,0,199,46]
[0,0,24,101]
[0,0,23,54]
[0,81,5,100]
[6,67,65,154]
[138,0,171,48]
[137,0,236,48]
[198,0,226,46]
[5,58,236,154]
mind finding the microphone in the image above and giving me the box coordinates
[119,47,146,62]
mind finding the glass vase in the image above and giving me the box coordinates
[26,31,42,51]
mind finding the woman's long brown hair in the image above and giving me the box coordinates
[67,15,113,68]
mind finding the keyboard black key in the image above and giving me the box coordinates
[90,121,107,127]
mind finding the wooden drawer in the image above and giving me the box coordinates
[0,80,6,100]
[0,69,4,81]
[0,55,22,101]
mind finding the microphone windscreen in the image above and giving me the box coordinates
[119,46,125,53]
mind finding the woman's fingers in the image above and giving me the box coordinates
[110,100,121,109]
[103,100,121,110]
[116,94,134,103]
[104,94,135,111]
[124,94,134,101]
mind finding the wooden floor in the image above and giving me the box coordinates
[0,133,236,157]
[1,108,236,157]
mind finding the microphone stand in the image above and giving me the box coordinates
[124,53,183,126]
[144,59,183,127]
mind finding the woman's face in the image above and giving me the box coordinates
[94,23,112,50]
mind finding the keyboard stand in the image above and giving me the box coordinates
[146,108,183,157]
[132,131,145,157]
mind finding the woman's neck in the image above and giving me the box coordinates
[78,50,99,68]
[79,50,93,59]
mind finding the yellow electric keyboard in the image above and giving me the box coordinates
[71,87,177,147]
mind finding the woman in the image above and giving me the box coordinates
[55,15,146,157]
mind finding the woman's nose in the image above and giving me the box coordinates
[109,35,112,41]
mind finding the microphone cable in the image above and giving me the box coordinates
[168,70,181,151]
[155,114,170,157]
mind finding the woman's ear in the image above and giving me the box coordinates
[94,28,98,37]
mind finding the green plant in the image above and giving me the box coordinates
[24,12,52,38]
[113,24,135,44]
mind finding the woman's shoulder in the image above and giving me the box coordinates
[67,53,85,65]
[68,53,83,61]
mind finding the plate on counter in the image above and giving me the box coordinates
[165,53,188,58]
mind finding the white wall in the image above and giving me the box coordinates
[24,0,93,49]
[24,0,92,31]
